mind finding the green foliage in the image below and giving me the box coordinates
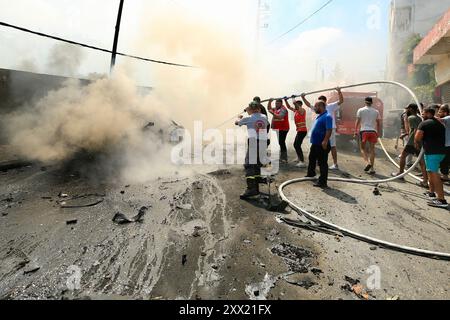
[413,81,437,104]
[402,34,437,103]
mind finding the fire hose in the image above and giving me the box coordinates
[275,80,450,260]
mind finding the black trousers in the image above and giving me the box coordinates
[294,131,308,162]
[245,138,266,180]
[278,130,289,161]
[440,147,450,176]
[307,144,331,185]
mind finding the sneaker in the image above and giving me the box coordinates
[391,172,405,181]
[424,192,437,199]
[364,164,372,172]
[329,164,339,170]
[428,199,449,209]
[369,169,376,175]
[296,162,307,168]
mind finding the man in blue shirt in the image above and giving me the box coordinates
[305,100,334,188]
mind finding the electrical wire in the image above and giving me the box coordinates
[0,21,197,68]
[268,0,335,45]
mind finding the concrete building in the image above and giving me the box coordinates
[387,0,450,82]
[414,8,450,103]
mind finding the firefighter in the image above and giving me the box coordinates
[285,96,308,168]
[236,102,269,200]
[268,98,290,163]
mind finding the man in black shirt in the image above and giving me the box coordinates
[415,107,448,209]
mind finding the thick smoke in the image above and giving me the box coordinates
[2,7,256,182]
[2,2,388,183]
[47,43,85,76]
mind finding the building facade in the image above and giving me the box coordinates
[414,8,450,103]
[387,0,450,82]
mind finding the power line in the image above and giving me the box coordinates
[267,0,335,45]
[0,21,197,69]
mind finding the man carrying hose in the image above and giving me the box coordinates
[354,97,381,175]
[437,104,450,183]
[391,103,428,187]
[415,106,448,209]
[268,98,290,163]
[285,96,308,168]
[304,101,333,189]
[302,87,344,170]
[236,102,269,200]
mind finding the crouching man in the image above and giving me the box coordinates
[236,102,270,200]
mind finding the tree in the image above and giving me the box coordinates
[402,34,436,103]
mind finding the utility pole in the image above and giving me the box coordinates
[110,0,125,73]
[255,0,270,59]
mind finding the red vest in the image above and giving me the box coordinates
[272,107,290,131]
[295,110,307,132]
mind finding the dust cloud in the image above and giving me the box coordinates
[47,43,85,76]
[2,2,387,183]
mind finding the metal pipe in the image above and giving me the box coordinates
[260,80,418,105]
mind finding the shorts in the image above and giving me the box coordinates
[424,154,445,173]
[404,145,421,157]
[360,131,378,144]
[330,129,337,147]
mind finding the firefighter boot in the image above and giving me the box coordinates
[240,178,260,200]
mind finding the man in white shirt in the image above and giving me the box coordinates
[354,97,381,175]
[302,87,344,170]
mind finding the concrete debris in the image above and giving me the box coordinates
[113,206,150,225]
[311,268,323,276]
[192,226,206,238]
[266,229,280,242]
[373,187,382,196]
[245,274,277,301]
[177,204,193,210]
[271,243,313,274]
[285,278,317,290]
[23,264,41,275]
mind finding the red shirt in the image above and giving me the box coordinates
[295,110,307,132]
[272,106,290,131]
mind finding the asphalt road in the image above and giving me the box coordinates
[0,141,449,300]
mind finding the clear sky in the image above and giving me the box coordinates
[0,0,391,85]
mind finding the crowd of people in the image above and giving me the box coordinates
[235,91,450,209]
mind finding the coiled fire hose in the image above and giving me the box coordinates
[276,81,450,260]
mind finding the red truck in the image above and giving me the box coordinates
[327,91,384,142]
